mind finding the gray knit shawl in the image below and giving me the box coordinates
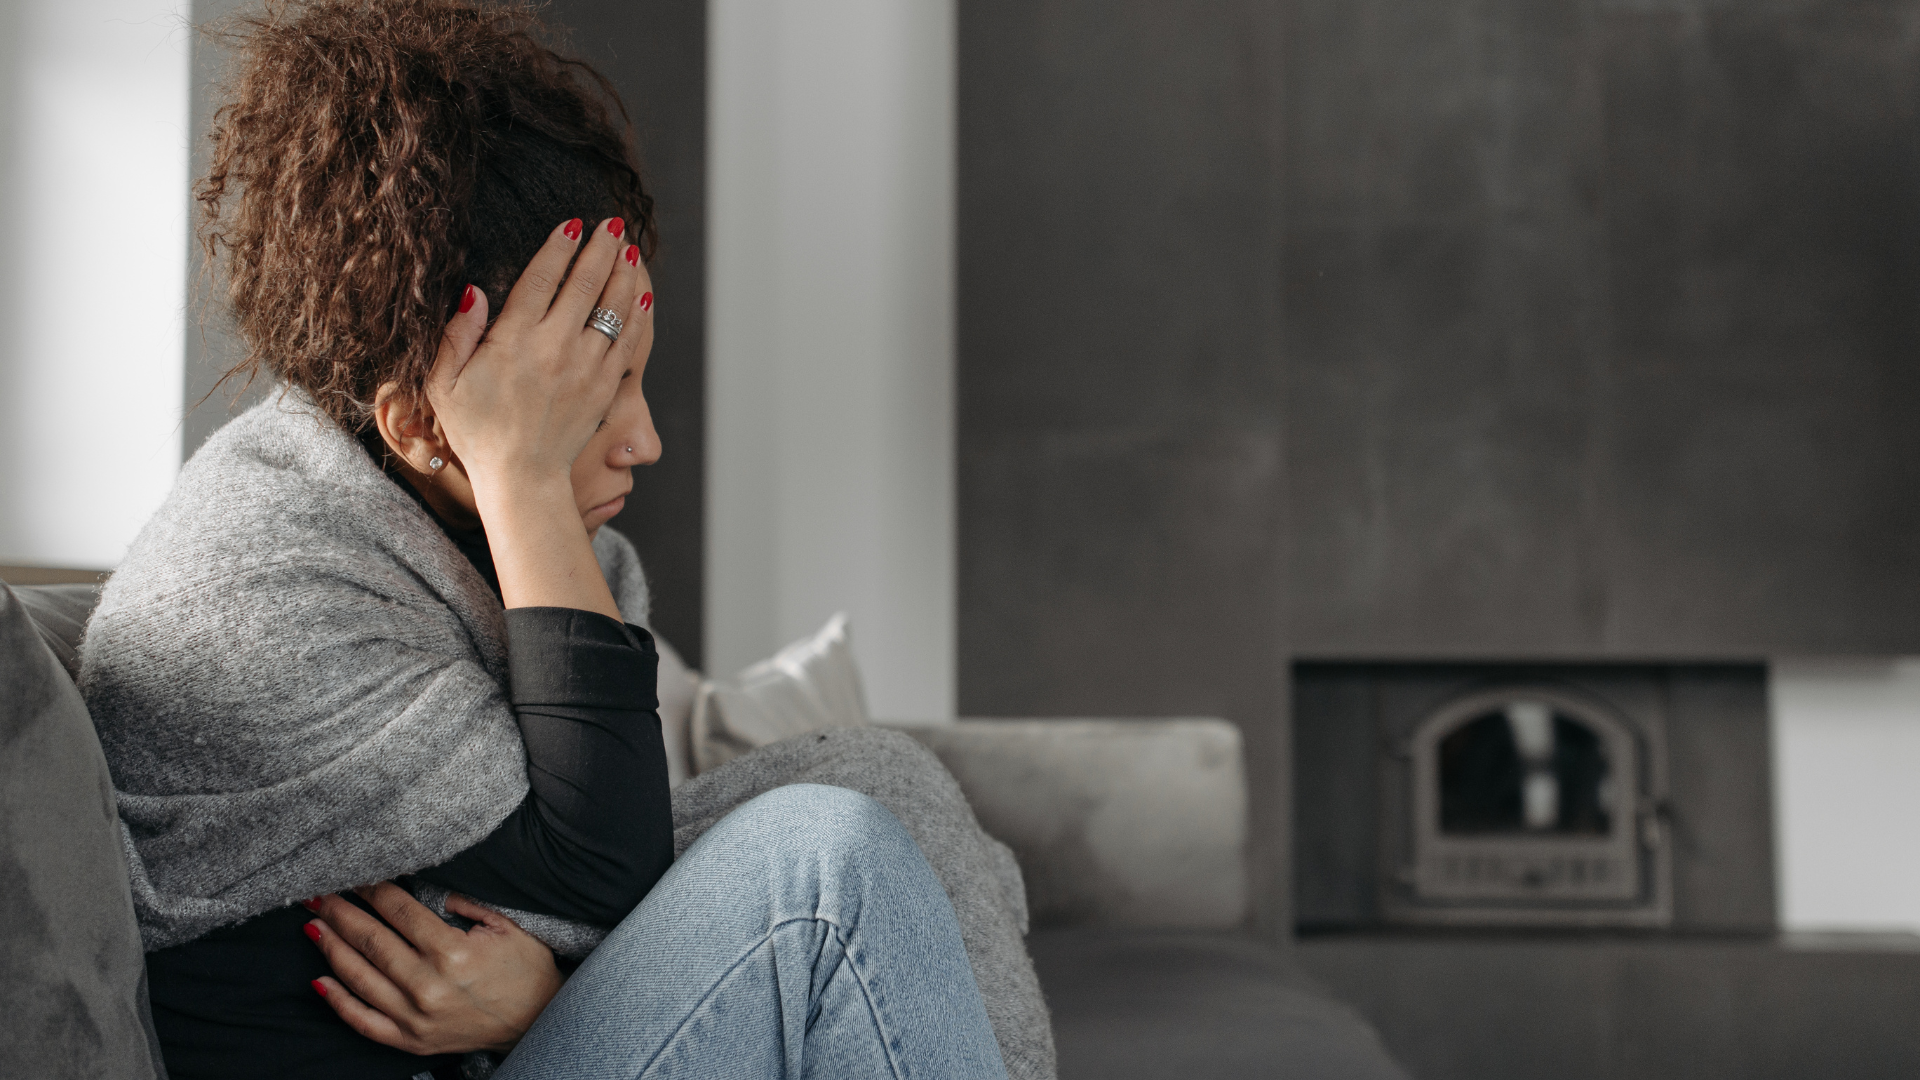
[81,391,649,954]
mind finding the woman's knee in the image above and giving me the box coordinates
[732,783,898,838]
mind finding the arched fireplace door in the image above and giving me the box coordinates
[1383,684,1673,928]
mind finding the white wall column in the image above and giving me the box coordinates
[706,0,955,720]
[0,0,190,569]
[1772,659,1920,934]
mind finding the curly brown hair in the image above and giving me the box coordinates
[197,0,657,430]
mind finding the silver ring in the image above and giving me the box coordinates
[587,306,623,343]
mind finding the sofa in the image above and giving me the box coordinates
[1,578,1409,1079]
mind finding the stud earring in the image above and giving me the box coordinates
[428,457,444,471]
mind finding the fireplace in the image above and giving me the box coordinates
[1384,683,1670,927]
[1294,662,1774,935]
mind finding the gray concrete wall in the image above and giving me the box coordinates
[560,0,708,666]
[181,0,253,463]
[956,0,1291,934]
[960,0,1920,941]
[1285,0,1920,658]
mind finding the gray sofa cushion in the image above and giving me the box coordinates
[1032,930,1412,1080]
[901,719,1249,929]
[0,582,165,1079]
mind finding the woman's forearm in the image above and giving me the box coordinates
[420,609,674,925]
[470,471,621,620]
[419,215,648,624]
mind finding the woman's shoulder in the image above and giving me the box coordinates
[179,389,394,506]
[92,390,478,639]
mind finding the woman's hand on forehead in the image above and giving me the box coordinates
[427,216,649,486]
[414,217,654,619]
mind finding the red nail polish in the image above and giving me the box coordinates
[639,291,653,313]
[625,245,639,267]
[303,923,322,943]
[311,979,328,999]
[458,285,475,314]
[607,217,625,236]
[301,897,321,911]
[563,219,583,241]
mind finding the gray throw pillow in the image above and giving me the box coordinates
[0,582,166,1079]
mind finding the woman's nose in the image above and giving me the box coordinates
[614,403,662,466]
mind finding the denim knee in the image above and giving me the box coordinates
[719,783,918,865]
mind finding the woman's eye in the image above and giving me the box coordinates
[596,419,609,431]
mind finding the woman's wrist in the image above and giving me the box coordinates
[464,458,574,506]
[468,473,621,619]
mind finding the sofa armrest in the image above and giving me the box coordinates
[884,718,1249,931]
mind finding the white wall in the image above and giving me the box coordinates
[705,0,955,720]
[1772,659,1920,934]
[0,0,190,569]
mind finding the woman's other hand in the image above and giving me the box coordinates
[303,883,563,1056]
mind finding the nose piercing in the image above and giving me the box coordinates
[625,446,634,454]
[428,457,443,471]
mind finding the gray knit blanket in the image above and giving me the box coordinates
[83,390,649,954]
[81,391,1054,1079]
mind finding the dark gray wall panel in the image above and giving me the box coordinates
[182,0,259,461]
[963,430,1285,718]
[556,0,707,665]
[1287,0,1920,657]
[1285,0,1615,657]
[1599,4,1920,655]
[1663,666,1776,931]
[958,1,1289,931]
[961,5,1285,432]
[1292,668,1380,927]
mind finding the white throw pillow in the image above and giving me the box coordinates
[652,634,700,788]
[691,613,870,774]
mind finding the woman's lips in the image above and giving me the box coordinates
[586,495,626,522]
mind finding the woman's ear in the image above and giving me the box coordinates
[371,382,446,475]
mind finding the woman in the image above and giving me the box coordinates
[78,2,1051,1078]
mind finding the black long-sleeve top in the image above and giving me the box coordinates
[145,463,674,1080]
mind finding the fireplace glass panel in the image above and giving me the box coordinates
[1392,684,1659,921]
[1438,704,1612,836]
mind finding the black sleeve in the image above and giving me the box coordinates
[413,608,675,926]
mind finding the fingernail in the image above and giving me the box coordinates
[311,979,328,998]
[303,922,322,943]
[458,285,475,314]
[563,218,583,241]
[301,897,321,911]
[607,217,625,237]
[625,244,639,267]
[640,292,653,313]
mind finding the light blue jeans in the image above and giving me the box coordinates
[494,784,1011,1080]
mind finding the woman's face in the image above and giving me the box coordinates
[373,319,660,538]
[571,350,661,537]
